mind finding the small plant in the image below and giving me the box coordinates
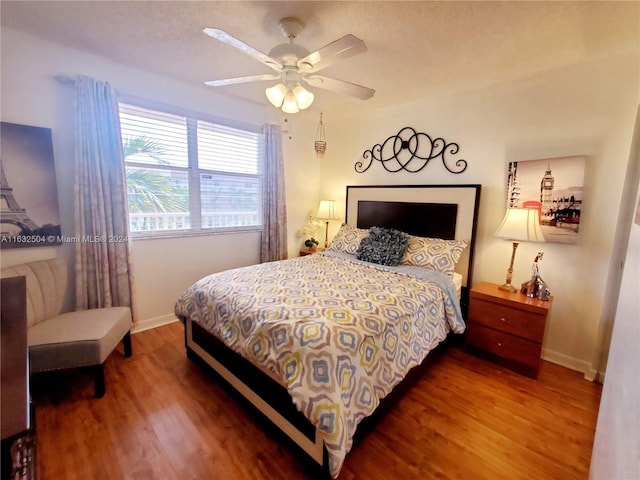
[296,214,324,239]
[304,237,319,249]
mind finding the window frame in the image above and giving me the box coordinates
[118,96,263,240]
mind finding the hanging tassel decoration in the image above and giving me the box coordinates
[314,112,327,158]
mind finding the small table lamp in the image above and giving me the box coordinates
[316,200,340,248]
[494,207,545,292]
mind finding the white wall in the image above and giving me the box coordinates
[320,49,639,376]
[0,28,320,327]
[589,106,640,476]
[281,115,324,256]
[2,25,638,377]
[590,216,640,474]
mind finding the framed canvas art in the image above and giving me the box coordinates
[0,122,62,248]
[506,155,586,244]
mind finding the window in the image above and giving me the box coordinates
[119,103,261,235]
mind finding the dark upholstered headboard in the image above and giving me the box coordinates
[356,201,458,239]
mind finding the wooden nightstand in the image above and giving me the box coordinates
[299,247,324,256]
[465,281,552,378]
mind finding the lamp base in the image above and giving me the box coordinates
[499,241,520,294]
[498,283,518,293]
[324,221,330,249]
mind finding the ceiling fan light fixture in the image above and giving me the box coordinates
[266,82,314,113]
[281,89,300,114]
[293,85,314,110]
[204,19,375,109]
[265,83,287,108]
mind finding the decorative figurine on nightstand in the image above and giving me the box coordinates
[521,251,551,301]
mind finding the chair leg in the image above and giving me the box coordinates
[92,364,105,398]
[123,331,132,358]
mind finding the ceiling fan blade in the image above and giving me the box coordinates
[204,74,281,87]
[304,75,375,100]
[203,28,283,72]
[297,34,367,73]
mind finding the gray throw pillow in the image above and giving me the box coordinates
[356,226,409,266]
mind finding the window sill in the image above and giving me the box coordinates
[130,226,261,241]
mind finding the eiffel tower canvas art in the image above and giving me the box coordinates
[1,122,61,249]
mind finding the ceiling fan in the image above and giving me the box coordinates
[203,17,375,113]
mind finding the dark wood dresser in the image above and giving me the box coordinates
[1,276,36,480]
[465,281,552,378]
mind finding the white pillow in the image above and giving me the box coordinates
[326,224,369,255]
[400,235,468,276]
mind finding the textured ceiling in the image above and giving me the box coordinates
[1,1,638,114]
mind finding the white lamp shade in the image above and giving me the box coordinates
[281,89,300,114]
[316,200,340,220]
[294,85,314,110]
[265,84,286,108]
[265,83,315,113]
[494,207,545,242]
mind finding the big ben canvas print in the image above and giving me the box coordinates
[506,155,586,244]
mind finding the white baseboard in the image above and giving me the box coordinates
[542,348,604,383]
[132,313,179,334]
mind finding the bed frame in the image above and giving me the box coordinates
[183,184,481,476]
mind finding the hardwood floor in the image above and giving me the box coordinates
[32,321,602,480]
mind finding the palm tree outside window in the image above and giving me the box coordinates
[118,103,261,236]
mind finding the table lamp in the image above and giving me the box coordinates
[494,207,545,292]
[316,200,340,248]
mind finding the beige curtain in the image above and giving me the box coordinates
[73,76,136,319]
[260,124,288,262]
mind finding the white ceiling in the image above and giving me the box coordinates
[1,1,638,114]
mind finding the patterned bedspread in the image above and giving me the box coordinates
[174,251,465,478]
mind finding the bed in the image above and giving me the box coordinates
[174,184,481,478]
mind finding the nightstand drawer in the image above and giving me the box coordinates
[468,298,546,342]
[465,322,542,370]
[300,247,325,257]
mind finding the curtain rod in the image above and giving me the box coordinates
[53,75,75,84]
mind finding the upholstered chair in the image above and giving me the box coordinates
[1,258,132,398]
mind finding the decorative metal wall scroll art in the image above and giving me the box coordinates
[356,126,468,174]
